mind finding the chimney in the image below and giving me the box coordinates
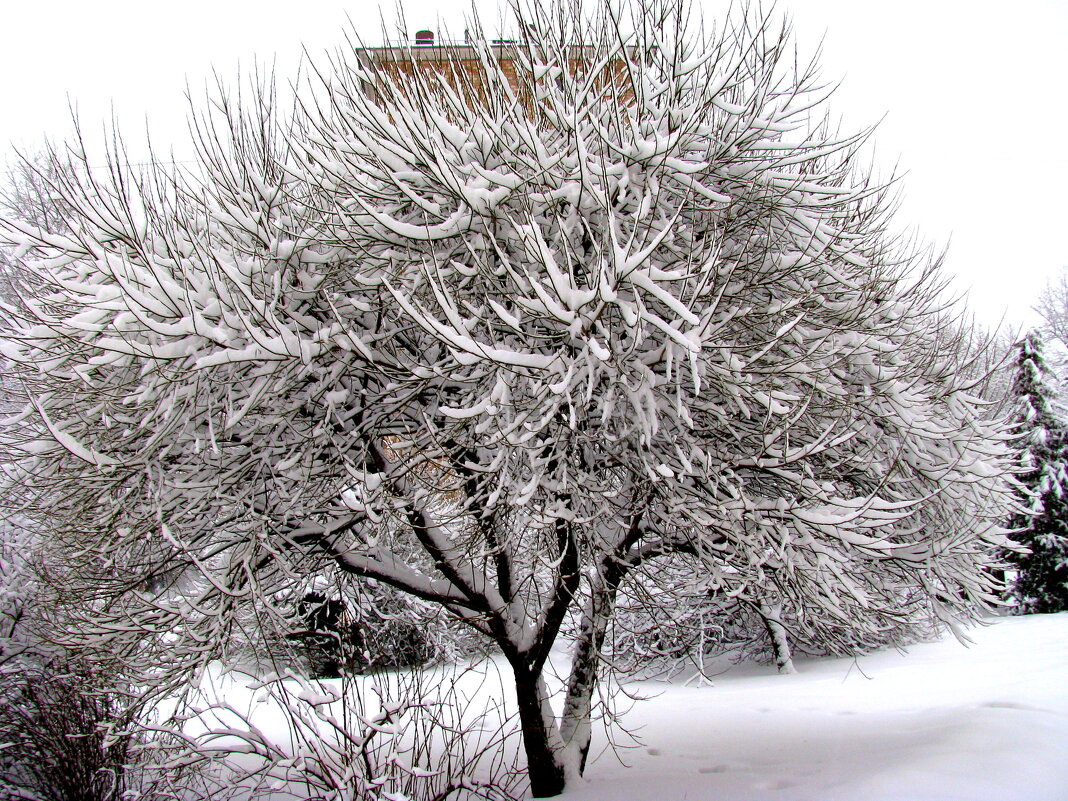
[414,30,434,47]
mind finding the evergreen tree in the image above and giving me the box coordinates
[1009,330,1068,612]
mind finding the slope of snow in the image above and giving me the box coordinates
[566,613,1068,801]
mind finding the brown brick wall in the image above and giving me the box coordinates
[357,45,633,113]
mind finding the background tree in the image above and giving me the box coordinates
[1007,330,1068,612]
[0,0,1017,795]
[1031,267,1068,396]
[1034,267,1068,350]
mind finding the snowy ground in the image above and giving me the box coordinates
[199,613,1068,800]
[567,613,1068,801]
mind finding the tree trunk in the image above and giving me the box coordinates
[513,667,567,797]
[559,615,607,773]
[760,602,797,674]
[560,577,620,775]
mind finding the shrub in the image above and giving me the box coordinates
[0,659,136,801]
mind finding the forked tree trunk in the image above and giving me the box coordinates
[513,666,567,797]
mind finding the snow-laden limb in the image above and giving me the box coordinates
[0,0,1018,796]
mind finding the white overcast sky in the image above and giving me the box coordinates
[1,0,1065,331]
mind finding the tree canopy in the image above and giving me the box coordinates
[0,0,1018,794]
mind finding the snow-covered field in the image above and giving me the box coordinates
[198,613,1068,800]
[568,613,1068,801]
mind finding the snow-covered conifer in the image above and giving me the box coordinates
[0,0,1018,794]
[1008,330,1068,612]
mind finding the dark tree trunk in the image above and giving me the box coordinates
[513,667,566,797]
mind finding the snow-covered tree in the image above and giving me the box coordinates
[1007,331,1068,612]
[0,0,1018,795]
[1031,267,1068,391]
[1034,267,1068,350]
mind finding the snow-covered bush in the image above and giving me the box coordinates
[0,0,1018,795]
[145,662,524,801]
[288,579,441,679]
[0,524,205,801]
[0,659,139,801]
